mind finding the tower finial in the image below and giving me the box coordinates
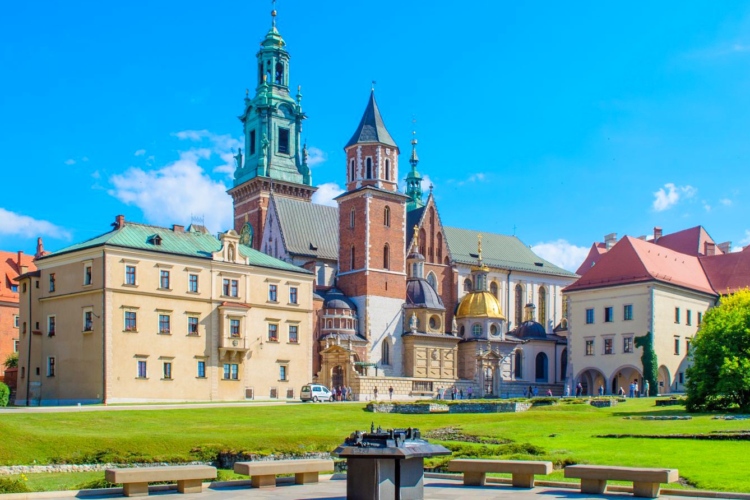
[371,80,376,92]
[477,233,483,264]
[271,0,277,27]
[413,224,419,250]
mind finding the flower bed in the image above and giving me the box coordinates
[366,401,532,414]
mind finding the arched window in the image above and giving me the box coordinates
[274,62,284,85]
[419,228,426,256]
[350,246,356,271]
[350,159,355,181]
[472,323,482,337]
[538,286,547,326]
[460,325,465,337]
[560,348,568,381]
[514,350,523,379]
[426,272,437,292]
[384,206,390,227]
[514,284,523,326]
[535,352,548,382]
[350,209,355,229]
[366,158,372,179]
[385,159,390,180]
[436,233,443,262]
[383,244,390,270]
[463,278,472,292]
[381,341,390,365]
[490,281,498,298]
[327,319,332,329]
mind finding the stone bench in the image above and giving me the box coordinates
[448,459,553,488]
[234,459,334,488]
[564,465,678,498]
[105,465,217,497]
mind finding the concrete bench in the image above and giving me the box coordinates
[105,465,217,497]
[234,459,334,488]
[448,459,553,488]
[564,465,678,498]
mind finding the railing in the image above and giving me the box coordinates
[412,381,434,392]
[220,336,249,349]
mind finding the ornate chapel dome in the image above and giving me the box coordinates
[455,291,505,320]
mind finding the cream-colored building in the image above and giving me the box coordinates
[15,215,314,405]
[565,235,717,395]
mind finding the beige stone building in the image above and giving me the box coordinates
[15,215,314,405]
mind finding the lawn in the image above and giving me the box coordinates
[0,399,748,493]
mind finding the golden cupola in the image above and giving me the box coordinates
[455,233,506,320]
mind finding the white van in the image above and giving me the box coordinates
[300,384,334,402]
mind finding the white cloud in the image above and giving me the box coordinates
[420,174,434,194]
[531,239,589,273]
[174,129,241,179]
[135,149,146,156]
[0,208,71,240]
[652,183,697,212]
[720,198,732,206]
[306,147,327,167]
[451,172,487,187]
[108,152,233,234]
[64,159,76,165]
[703,201,712,212]
[311,182,344,207]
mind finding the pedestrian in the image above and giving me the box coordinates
[546,389,553,397]
[598,385,604,396]
[565,385,570,397]
[629,382,635,398]
[644,380,650,398]
[388,386,394,401]
[576,382,583,397]
[459,388,463,400]
[342,386,347,401]
[618,386,625,397]
[337,386,342,402]
[467,386,473,399]
[373,386,378,401]
[452,387,457,400]
[528,385,533,398]
[533,386,539,397]
[438,386,444,400]
[635,381,639,398]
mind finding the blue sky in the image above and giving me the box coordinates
[2,1,750,271]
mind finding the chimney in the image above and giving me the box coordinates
[35,237,45,259]
[115,215,125,229]
[20,265,28,275]
[654,227,663,240]
[704,241,716,256]
[17,250,22,268]
[604,233,617,250]
[172,224,184,233]
[717,241,732,254]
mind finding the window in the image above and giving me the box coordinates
[604,307,613,323]
[366,157,372,179]
[197,361,206,378]
[686,310,692,326]
[268,284,278,302]
[13,315,19,328]
[137,360,147,378]
[163,362,172,380]
[350,246,356,270]
[289,325,299,343]
[679,372,684,384]
[13,340,19,353]
[698,312,703,326]
[674,307,680,324]
[381,341,390,365]
[158,314,171,334]
[472,324,483,337]
[514,350,523,378]
[188,274,198,293]
[250,129,256,156]
[223,363,239,380]
[223,279,238,297]
[268,323,278,342]
[84,265,92,286]
[427,272,438,292]
[350,159,355,181]
[125,265,136,285]
[538,287,547,325]
[604,338,614,355]
[674,337,680,355]
[585,308,594,324]
[188,317,199,335]
[48,316,56,336]
[125,311,137,331]
[624,304,633,321]
[15,284,20,293]
[278,127,290,154]
[585,339,594,356]
[47,357,55,377]
[160,270,170,289]
[686,338,691,354]
[230,319,240,337]
[464,279,472,293]
[383,244,390,270]
[279,365,288,381]
[22,322,26,334]
[489,281,498,298]
[350,209,355,229]
[515,284,523,326]
[49,273,56,292]
[84,311,93,332]
[289,287,298,304]
[385,158,391,180]
[623,337,633,353]
[384,206,390,227]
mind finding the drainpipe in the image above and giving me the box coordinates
[506,271,512,331]
[25,276,32,406]
[102,248,107,405]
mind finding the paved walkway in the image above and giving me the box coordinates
[23,475,735,500]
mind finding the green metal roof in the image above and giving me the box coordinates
[45,222,310,274]
[273,196,339,260]
[443,226,578,278]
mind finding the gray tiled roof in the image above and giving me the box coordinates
[443,226,578,278]
[274,196,339,260]
[344,91,398,149]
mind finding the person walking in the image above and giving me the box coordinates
[373,386,378,401]
[576,382,583,397]
[459,388,463,400]
[467,386,473,400]
[598,385,604,396]
[438,386,444,400]
[629,382,635,398]
[644,380,650,398]
[635,381,639,398]
[388,386,394,401]
[341,386,347,401]
[533,386,539,397]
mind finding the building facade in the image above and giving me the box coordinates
[0,250,36,385]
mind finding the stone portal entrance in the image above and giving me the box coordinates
[332,365,344,388]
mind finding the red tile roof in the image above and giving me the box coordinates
[699,247,750,295]
[575,243,608,275]
[0,251,36,303]
[655,225,723,256]
[565,236,715,295]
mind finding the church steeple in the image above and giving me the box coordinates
[405,130,424,211]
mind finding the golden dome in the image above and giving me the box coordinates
[456,291,505,320]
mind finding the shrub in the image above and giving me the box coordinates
[76,477,118,490]
[0,476,30,494]
[0,382,9,407]
[3,352,18,369]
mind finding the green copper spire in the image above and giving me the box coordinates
[233,4,311,188]
[405,130,424,211]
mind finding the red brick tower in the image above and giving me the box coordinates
[336,91,409,373]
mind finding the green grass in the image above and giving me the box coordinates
[1,399,748,493]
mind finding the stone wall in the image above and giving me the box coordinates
[367,402,532,413]
[352,375,477,401]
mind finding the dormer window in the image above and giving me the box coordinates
[149,234,162,246]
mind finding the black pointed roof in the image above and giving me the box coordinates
[345,91,398,149]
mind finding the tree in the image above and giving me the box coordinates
[634,331,658,396]
[3,353,18,370]
[686,289,750,412]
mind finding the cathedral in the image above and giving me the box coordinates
[230,10,578,397]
